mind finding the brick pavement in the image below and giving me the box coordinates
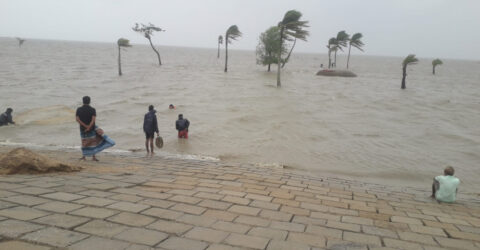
[0,149,479,249]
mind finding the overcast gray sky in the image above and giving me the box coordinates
[1,0,479,60]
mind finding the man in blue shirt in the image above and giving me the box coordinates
[143,105,159,155]
[431,166,460,203]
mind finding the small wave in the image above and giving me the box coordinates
[352,133,380,138]
[165,152,220,162]
[15,105,75,125]
[0,140,217,162]
[253,162,285,169]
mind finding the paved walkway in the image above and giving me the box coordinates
[0,150,479,250]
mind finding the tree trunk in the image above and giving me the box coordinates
[267,51,272,72]
[148,38,162,66]
[401,65,407,89]
[281,38,296,68]
[217,42,220,58]
[347,44,352,69]
[118,46,122,76]
[328,49,332,69]
[334,50,337,68]
[276,26,284,87]
[224,35,228,72]
[432,65,435,75]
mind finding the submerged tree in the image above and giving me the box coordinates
[16,37,25,47]
[224,25,242,72]
[276,10,309,87]
[333,31,349,68]
[217,35,223,58]
[401,54,418,89]
[117,38,132,76]
[132,23,164,65]
[256,26,287,72]
[346,33,364,69]
[432,58,443,75]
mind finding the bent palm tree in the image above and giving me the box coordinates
[326,37,337,69]
[432,59,443,75]
[347,33,364,69]
[333,31,349,68]
[16,37,25,47]
[281,38,296,68]
[117,38,132,76]
[276,10,309,87]
[132,23,165,66]
[224,25,242,72]
[217,35,223,58]
[401,54,418,89]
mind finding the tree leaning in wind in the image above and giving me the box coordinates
[117,38,132,76]
[256,26,287,72]
[432,59,443,75]
[346,33,364,69]
[217,35,223,58]
[16,37,25,47]
[401,54,418,89]
[224,25,242,72]
[333,31,349,68]
[276,10,309,87]
[326,37,337,69]
[132,23,164,66]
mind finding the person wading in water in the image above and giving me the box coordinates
[143,105,159,156]
[175,114,190,139]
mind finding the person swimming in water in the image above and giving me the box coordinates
[169,104,175,109]
[0,108,15,126]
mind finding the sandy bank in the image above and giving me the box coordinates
[316,69,357,77]
[0,148,81,175]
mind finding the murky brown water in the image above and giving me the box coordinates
[1,38,479,190]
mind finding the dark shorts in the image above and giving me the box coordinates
[145,132,155,139]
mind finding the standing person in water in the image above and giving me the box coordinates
[143,105,159,155]
[176,114,190,139]
[431,166,460,203]
[76,96,115,161]
[0,108,15,126]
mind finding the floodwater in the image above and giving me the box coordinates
[1,38,479,190]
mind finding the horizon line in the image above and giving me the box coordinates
[0,36,478,62]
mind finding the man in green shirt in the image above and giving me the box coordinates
[431,166,460,203]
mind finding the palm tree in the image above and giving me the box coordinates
[117,38,132,76]
[276,10,309,87]
[401,54,418,89]
[432,59,443,75]
[281,38,296,68]
[326,37,337,69]
[333,31,349,68]
[217,35,223,58]
[16,37,25,47]
[132,23,165,66]
[346,33,364,69]
[224,25,242,72]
